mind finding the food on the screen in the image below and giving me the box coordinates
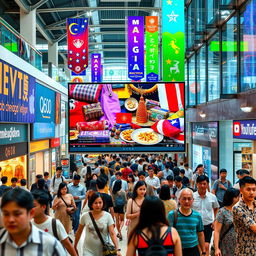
[127,100,136,109]
[121,129,134,141]
[136,131,158,143]
[70,130,79,140]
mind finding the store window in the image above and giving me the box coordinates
[188,55,196,105]
[207,0,218,24]
[196,0,206,33]
[208,32,220,101]
[197,46,207,103]
[222,16,238,94]
[187,0,196,49]
[240,0,256,92]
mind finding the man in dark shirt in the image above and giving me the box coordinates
[0,176,9,197]
[180,169,190,187]
[30,174,49,192]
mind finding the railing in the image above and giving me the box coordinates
[0,17,42,71]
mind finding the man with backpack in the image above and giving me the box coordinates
[50,166,66,197]
[211,168,232,207]
[32,192,77,256]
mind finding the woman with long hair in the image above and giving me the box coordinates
[159,184,177,217]
[127,173,135,199]
[126,180,147,237]
[213,188,240,256]
[85,166,92,190]
[112,179,127,240]
[74,192,121,256]
[52,182,76,234]
[127,196,182,255]
[82,179,98,212]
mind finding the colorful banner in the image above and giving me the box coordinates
[67,18,88,74]
[146,16,159,82]
[0,59,35,123]
[128,16,145,81]
[162,0,185,81]
[91,54,101,82]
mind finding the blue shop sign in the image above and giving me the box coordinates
[233,120,256,140]
[35,83,56,123]
[32,122,55,140]
[0,59,35,123]
[0,124,27,145]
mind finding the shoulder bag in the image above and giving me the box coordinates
[89,212,117,256]
[60,196,76,217]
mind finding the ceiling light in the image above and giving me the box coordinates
[199,111,206,118]
[86,11,92,17]
[240,106,253,113]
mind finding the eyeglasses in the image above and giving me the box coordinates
[180,197,193,201]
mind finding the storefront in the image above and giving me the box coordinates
[50,137,61,176]
[191,122,219,184]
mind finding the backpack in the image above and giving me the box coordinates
[115,193,125,207]
[52,175,64,187]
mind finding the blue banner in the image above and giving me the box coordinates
[35,83,56,123]
[91,54,101,82]
[233,120,256,140]
[0,59,35,123]
[32,122,55,140]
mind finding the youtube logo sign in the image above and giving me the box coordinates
[233,122,241,136]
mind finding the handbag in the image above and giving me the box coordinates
[99,84,121,129]
[83,102,103,121]
[210,223,234,256]
[60,196,76,217]
[89,212,117,256]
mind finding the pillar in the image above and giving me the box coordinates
[48,42,59,67]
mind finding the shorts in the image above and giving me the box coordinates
[182,246,200,256]
[114,206,124,214]
[204,224,213,243]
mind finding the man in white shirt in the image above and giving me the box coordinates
[145,167,160,196]
[163,165,174,179]
[192,175,219,256]
[32,192,77,256]
[50,166,66,196]
[184,163,193,186]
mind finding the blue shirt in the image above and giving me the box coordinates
[67,183,86,202]
[168,209,204,249]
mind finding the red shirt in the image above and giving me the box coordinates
[121,167,132,181]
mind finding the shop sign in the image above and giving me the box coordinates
[35,83,56,123]
[192,122,218,143]
[233,120,256,140]
[50,138,60,148]
[0,142,27,161]
[91,53,101,82]
[0,59,35,123]
[30,140,49,153]
[0,124,27,145]
[32,122,55,140]
[55,93,61,124]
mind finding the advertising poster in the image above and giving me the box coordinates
[128,16,145,81]
[0,59,35,123]
[162,0,185,81]
[91,54,101,82]
[67,18,89,74]
[68,82,185,152]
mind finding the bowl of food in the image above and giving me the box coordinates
[131,128,163,145]
[69,130,79,140]
[120,129,134,143]
[125,98,138,111]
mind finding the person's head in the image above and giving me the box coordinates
[148,167,154,178]
[179,188,194,210]
[130,196,168,242]
[35,174,43,182]
[239,176,256,202]
[239,169,250,179]
[37,178,46,189]
[127,173,135,183]
[73,174,81,186]
[96,177,106,190]
[1,176,8,184]
[115,165,121,172]
[142,164,148,172]
[166,175,174,188]
[56,166,63,177]
[179,169,185,177]
[11,177,18,187]
[112,179,122,194]
[92,173,98,180]
[161,179,168,186]
[32,191,49,216]
[222,188,240,207]
[138,159,143,165]
[138,171,146,181]
[196,175,209,194]
[57,182,68,197]
[123,162,128,168]
[174,175,183,188]
[89,179,98,192]
[20,179,27,187]
[88,192,105,211]
[184,163,189,169]
[100,168,106,175]
[159,184,171,200]
[157,171,164,179]
[115,171,122,180]
[132,180,147,199]
[94,162,99,168]
[195,164,204,174]
[1,188,34,236]
[43,172,49,179]
[219,169,227,179]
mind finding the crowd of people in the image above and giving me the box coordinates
[0,153,255,256]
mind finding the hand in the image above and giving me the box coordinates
[117,251,122,256]
[218,184,226,190]
[211,222,215,230]
[74,196,79,200]
[215,248,222,256]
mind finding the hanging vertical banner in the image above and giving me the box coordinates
[162,0,185,81]
[91,54,101,82]
[146,16,159,82]
[67,18,88,74]
[128,16,145,81]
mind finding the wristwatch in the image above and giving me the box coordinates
[117,249,121,251]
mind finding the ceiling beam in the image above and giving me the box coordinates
[37,6,160,13]
[31,0,48,11]
[14,0,29,13]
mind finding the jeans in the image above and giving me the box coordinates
[182,246,200,256]
[72,201,82,232]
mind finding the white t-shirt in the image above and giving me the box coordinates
[32,216,68,241]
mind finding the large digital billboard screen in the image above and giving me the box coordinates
[68,82,185,153]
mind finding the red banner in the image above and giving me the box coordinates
[67,18,88,74]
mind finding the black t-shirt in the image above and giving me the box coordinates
[100,192,113,212]
[182,176,190,187]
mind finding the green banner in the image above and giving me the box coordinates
[162,0,185,82]
[210,41,248,52]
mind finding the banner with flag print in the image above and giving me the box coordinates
[67,18,88,74]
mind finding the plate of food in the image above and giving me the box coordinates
[125,98,138,111]
[120,129,134,143]
[131,128,163,145]
[69,130,79,140]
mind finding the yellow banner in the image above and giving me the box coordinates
[30,140,49,153]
